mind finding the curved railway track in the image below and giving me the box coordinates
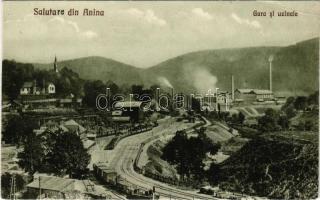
[111,117,219,199]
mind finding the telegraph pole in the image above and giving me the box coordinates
[10,174,16,200]
[268,55,274,92]
[39,176,41,199]
[215,88,219,111]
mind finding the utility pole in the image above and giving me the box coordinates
[10,174,16,200]
[231,75,235,101]
[39,177,41,199]
[215,88,219,111]
[268,55,274,92]
[152,186,155,200]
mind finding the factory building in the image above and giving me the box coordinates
[202,91,232,112]
[234,89,274,104]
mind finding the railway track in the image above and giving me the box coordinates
[119,145,217,200]
[112,117,219,200]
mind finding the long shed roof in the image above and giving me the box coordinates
[27,176,88,192]
[236,89,273,95]
[114,101,143,108]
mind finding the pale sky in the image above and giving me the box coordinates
[3,1,320,68]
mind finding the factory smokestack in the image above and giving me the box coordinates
[231,75,234,100]
[171,88,174,99]
[268,55,274,91]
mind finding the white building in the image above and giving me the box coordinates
[46,82,56,94]
[20,82,35,95]
[20,81,55,95]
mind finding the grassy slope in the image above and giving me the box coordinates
[290,110,319,132]
[144,140,178,179]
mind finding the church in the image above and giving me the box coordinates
[53,55,58,73]
[20,56,58,96]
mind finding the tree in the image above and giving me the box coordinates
[2,60,34,101]
[231,112,245,125]
[297,121,306,131]
[284,105,297,119]
[191,97,201,112]
[162,130,188,164]
[131,84,144,100]
[150,84,160,98]
[57,67,84,97]
[278,115,290,131]
[238,112,245,124]
[304,120,314,131]
[47,132,91,178]
[294,96,308,111]
[162,129,220,180]
[207,163,221,185]
[307,91,319,106]
[3,116,38,145]
[258,108,280,132]
[83,80,106,108]
[18,133,45,174]
[282,96,295,111]
[106,80,120,95]
[230,113,238,124]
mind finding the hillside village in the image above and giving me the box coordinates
[1,37,319,200]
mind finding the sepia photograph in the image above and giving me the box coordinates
[1,1,319,199]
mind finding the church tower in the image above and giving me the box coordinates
[54,56,58,73]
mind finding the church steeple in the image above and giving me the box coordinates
[54,55,58,73]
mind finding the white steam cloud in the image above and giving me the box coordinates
[157,76,173,88]
[184,66,218,93]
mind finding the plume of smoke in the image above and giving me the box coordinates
[185,66,218,94]
[157,76,173,88]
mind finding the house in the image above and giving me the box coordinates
[46,82,56,94]
[20,80,55,95]
[26,175,104,199]
[34,119,87,137]
[112,101,146,123]
[20,81,38,95]
[63,119,86,135]
[234,89,256,103]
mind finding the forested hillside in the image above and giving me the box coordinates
[215,136,318,199]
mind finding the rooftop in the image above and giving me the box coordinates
[27,176,89,193]
[22,82,34,88]
[236,89,273,95]
[235,89,255,94]
[63,119,86,133]
[114,101,143,108]
[252,89,273,95]
[94,163,116,174]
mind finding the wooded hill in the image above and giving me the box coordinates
[28,37,320,95]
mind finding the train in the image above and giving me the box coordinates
[93,163,160,199]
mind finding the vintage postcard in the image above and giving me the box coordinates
[1,1,319,199]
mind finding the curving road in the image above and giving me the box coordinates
[109,117,219,200]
